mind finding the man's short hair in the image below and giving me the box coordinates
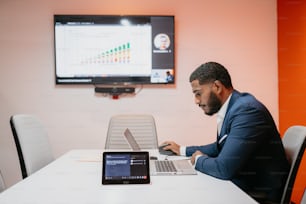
[189,62,233,88]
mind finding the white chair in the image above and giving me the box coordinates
[105,114,158,150]
[10,114,54,179]
[281,126,306,204]
[0,170,5,193]
[301,189,306,204]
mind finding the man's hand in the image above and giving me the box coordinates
[191,150,205,165]
[161,141,181,155]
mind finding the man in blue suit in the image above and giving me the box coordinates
[164,62,290,203]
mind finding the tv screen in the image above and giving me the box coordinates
[54,15,175,85]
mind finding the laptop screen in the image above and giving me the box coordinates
[102,151,150,185]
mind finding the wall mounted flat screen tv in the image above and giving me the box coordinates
[54,15,175,85]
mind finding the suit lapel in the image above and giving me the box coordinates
[217,90,241,142]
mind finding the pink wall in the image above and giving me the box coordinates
[0,0,278,188]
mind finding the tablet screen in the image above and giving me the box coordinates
[102,151,150,185]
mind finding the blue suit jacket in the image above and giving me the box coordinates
[186,90,289,202]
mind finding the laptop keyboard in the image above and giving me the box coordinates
[155,160,177,172]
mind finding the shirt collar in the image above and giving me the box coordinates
[217,94,232,121]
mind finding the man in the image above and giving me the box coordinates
[166,71,174,83]
[163,62,290,203]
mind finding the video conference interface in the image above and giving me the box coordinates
[54,15,174,84]
[104,153,148,181]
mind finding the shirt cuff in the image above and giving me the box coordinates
[180,146,186,156]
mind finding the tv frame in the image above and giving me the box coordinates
[54,14,175,85]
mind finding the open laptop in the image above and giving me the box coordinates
[123,128,141,151]
[124,128,197,175]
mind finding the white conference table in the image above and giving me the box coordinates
[0,149,258,204]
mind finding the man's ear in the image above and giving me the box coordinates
[213,80,223,94]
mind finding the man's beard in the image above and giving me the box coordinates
[205,91,222,116]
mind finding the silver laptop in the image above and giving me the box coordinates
[124,128,197,175]
[124,128,141,151]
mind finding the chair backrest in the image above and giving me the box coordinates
[105,114,158,150]
[301,189,306,204]
[0,170,5,193]
[281,125,306,204]
[10,114,54,179]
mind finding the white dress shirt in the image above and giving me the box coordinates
[216,93,232,136]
